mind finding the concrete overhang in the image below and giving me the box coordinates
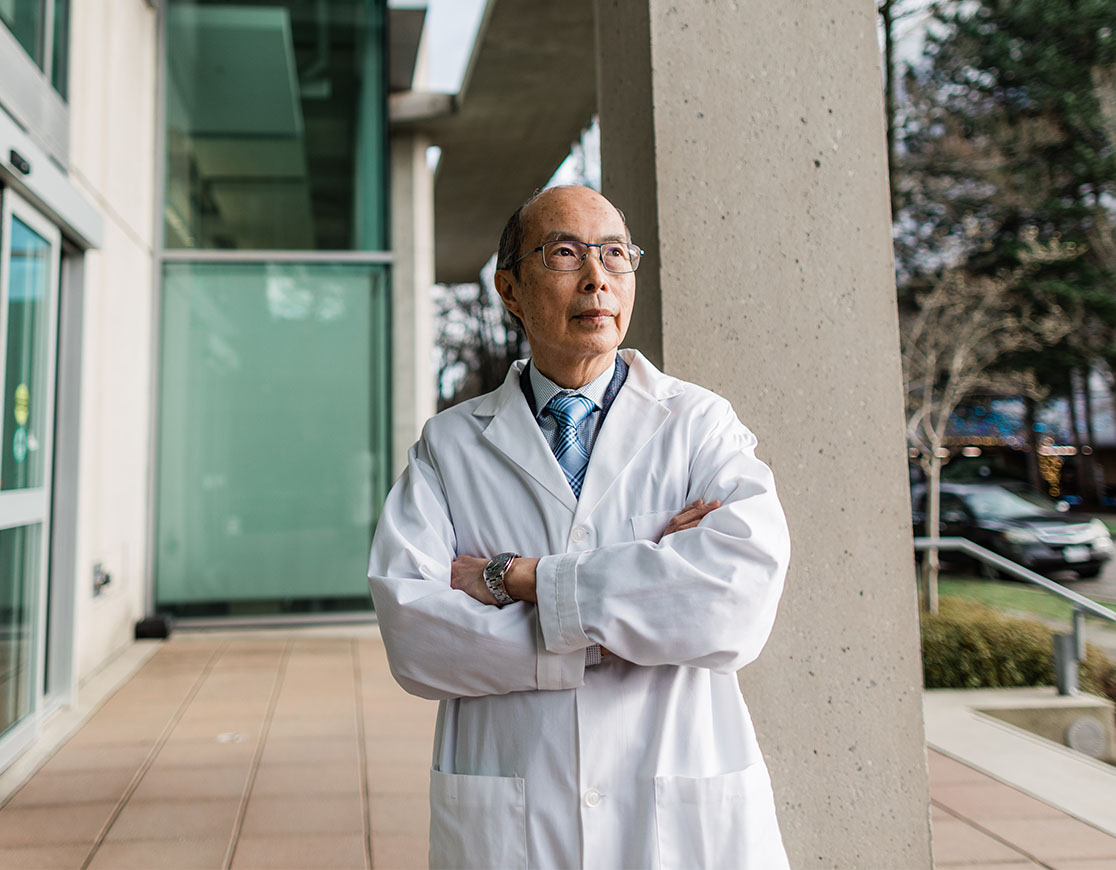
[391,0,597,284]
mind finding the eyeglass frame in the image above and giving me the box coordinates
[508,239,645,274]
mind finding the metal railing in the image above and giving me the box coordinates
[913,536,1116,694]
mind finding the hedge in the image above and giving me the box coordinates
[921,596,1116,709]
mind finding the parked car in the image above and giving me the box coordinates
[911,482,1115,578]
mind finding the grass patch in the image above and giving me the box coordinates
[937,575,1116,622]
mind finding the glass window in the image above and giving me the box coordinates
[0,1,45,68]
[0,523,41,738]
[155,261,390,616]
[164,0,388,251]
[1,217,54,492]
[0,0,69,97]
[50,0,68,99]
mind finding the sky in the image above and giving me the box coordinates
[389,0,489,93]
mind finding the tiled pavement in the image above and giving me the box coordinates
[929,749,1116,869]
[0,628,1114,869]
[0,630,435,869]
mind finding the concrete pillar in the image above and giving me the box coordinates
[595,2,932,867]
[390,132,437,476]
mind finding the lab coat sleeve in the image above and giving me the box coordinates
[368,437,585,700]
[535,399,790,672]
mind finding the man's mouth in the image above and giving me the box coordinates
[573,309,615,320]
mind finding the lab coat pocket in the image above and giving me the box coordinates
[630,509,680,543]
[653,763,789,870]
[429,766,527,870]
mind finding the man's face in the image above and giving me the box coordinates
[495,187,636,385]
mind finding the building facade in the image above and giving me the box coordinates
[0,0,434,772]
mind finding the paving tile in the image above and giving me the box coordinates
[239,795,365,836]
[931,816,1029,866]
[231,833,366,869]
[5,768,134,807]
[250,762,361,796]
[65,719,171,745]
[366,761,428,797]
[369,794,429,836]
[155,739,257,767]
[258,736,359,766]
[106,798,240,840]
[0,801,116,846]
[169,716,267,741]
[86,836,229,869]
[372,833,428,870]
[978,818,1116,862]
[266,717,358,738]
[1052,861,1116,870]
[932,783,1066,820]
[38,743,153,772]
[927,750,991,786]
[131,764,249,801]
[0,843,90,869]
[364,735,433,767]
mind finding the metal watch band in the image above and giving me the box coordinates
[484,552,518,607]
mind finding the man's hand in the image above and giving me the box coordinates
[660,498,721,539]
[450,554,498,605]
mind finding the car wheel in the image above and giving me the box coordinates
[1076,565,1103,579]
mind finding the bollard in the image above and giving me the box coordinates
[1054,633,1078,696]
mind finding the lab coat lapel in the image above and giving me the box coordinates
[573,378,669,525]
[476,365,578,513]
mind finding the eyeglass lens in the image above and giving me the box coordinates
[542,241,640,273]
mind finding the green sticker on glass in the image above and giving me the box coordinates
[12,426,27,463]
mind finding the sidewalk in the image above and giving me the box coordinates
[0,630,1114,868]
[0,629,434,869]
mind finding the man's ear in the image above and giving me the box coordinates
[494,270,524,320]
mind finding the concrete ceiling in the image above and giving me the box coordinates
[393,0,597,285]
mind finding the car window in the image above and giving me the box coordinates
[963,487,1045,521]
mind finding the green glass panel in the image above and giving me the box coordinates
[2,217,52,492]
[156,262,390,615]
[51,0,69,98]
[0,0,44,68]
[0,523,41,737]
[163,0,388,251]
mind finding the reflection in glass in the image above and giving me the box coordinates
[1,217,52,492]
[0,524,41,737]
[163,0,387,251]
[51,0,69,98]
[156,262,390,616]
[0,1,45,69]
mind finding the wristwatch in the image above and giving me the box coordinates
[483,552,518,607]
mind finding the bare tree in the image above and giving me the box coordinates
[903,229,1077,612]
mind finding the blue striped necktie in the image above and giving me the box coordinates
[545,393,596,498]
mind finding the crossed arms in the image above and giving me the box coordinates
[367,401,790,701]
[448,499,721,606]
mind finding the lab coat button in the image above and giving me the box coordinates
[571,526,588,543]
[583,788,602,808]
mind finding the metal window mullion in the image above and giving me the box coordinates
[158,249,394,264]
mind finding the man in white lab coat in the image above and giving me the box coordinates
[368,186,791,869]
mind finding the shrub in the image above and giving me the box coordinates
[921,597,1054,689]
[921,596,1116,712]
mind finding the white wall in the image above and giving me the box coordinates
[66,0,158,682]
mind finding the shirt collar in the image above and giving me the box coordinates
[529,358,616,418]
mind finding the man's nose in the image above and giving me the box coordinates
[581,249,611,291]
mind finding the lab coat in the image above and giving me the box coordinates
[368,349,791,870]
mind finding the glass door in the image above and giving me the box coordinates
[0,189,60,759]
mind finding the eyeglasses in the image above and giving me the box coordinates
[511,240,643,273]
